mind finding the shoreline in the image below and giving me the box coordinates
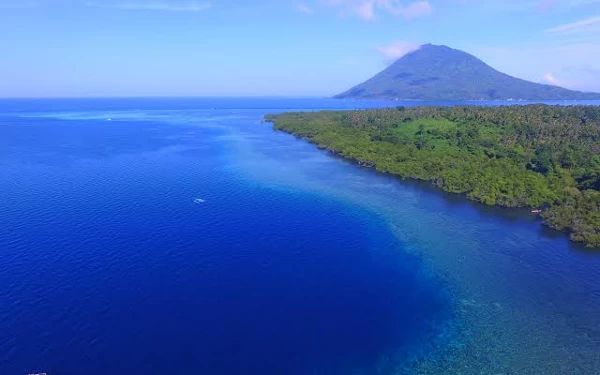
[265,107,600,250]
[273,125,564,232]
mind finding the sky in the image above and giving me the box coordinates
[0,0,599,97]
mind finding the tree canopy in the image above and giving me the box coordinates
[266,105,600,248]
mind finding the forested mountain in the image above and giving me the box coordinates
[266,105,600,248]
[335,44,600,101]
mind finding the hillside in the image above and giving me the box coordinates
[335,44,600,101]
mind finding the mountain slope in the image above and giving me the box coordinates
[335,44,600,101]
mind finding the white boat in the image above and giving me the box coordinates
[194,198,206,204]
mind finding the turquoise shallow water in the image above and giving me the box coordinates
[0,98,599,375]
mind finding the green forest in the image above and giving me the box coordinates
[266,105,600,248]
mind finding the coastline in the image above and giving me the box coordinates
[265,108,600,250]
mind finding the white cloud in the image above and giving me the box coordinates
[475,42,600,92]
[324,0,433,21]
[86,1,212,12]
[540,72,592,90]
[376,41,420,61]
[385,0,432,18]
[356,1,376,19]
[546,15,600,33]
[295,1,314,14]
[542,72,560,85]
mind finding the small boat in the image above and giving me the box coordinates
[531,209,542,214]
[194,198,206,204]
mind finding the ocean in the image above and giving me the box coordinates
[1,98,599,375]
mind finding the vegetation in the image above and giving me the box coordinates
[266,105,600,248]
[335,44,600,100]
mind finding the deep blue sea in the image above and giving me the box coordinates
[1,98,600,375]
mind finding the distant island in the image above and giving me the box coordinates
[266,105,600,248]
[335,44,600,101]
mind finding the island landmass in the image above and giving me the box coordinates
[266,105,600,248]
[335,44,600,101]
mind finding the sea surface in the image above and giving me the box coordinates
[0,98,599,375]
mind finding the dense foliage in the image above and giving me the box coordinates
[335,44,600,100]
[266,105,600,248]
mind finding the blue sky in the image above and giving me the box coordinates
[1,0,599,97]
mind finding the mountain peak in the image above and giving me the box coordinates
[335,45,600,101]
[414,44,464,55]
[420,43,448,49]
